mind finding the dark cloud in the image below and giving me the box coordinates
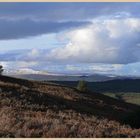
[0,2,140,40]
[0,19,90,40]
[0,3,140,21]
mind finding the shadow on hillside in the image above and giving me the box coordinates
[1,75,140,128]
[3,86,140,129]
[53,80,140,93]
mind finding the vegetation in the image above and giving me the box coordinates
[123,109,140,129]
[53,79,140,93]
[0,75,140,137]
[52,81,140,105]
[0,65,3,75]
[103,92,140,105]
[77,80,88,92]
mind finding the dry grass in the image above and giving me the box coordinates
[0,75,140,137]
[1,107,140,138]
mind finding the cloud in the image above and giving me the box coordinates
[2,60,140,76]
[0,18,90,40]
[0,3,140,21]
[1,3,140,76]
[48,17,140,64]
[1,16,140,65]
[0,61,38,69]
[65,63,123,74]
[88,64,123,72]
[0,3,140,40]
[2,55,140,76]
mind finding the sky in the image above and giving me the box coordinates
[1,2,140,76]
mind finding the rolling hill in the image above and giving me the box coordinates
[0,75,140,137]
[9,73,126,82]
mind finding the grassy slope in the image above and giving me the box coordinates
[52,80,140,105]
[103,92,140,105]
[0,75,140,137]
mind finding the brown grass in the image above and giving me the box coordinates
[0,75,140,137]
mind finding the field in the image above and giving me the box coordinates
[103,92,140,105]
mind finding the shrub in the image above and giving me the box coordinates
[123,109,140,128]
[77,80,88,92]
[0,65,3,75]
[115,94,124,101]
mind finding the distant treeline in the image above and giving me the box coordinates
[51,79,140,93]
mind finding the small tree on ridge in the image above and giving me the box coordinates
[77,80,88,92]
[0,65,3,75]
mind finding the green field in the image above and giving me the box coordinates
[103,92,140,105]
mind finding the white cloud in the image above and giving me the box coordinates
[65,63,123,74]
[2,15,140,76]
[26,48,40,60]
[48,17,140,64]
[0,61,38,70]
[88,64,123,72]
[2,16,140,65]
[0,61,8,68]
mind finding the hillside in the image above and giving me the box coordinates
[11,73,116,82]
[0,75,140,137]
[52,79,140,93]
[10,73,137,82]
[53,80,140,106]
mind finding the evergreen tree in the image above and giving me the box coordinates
[77,80,88,92]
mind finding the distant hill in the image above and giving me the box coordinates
[9,73,136,82]
[0,75,140,137]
